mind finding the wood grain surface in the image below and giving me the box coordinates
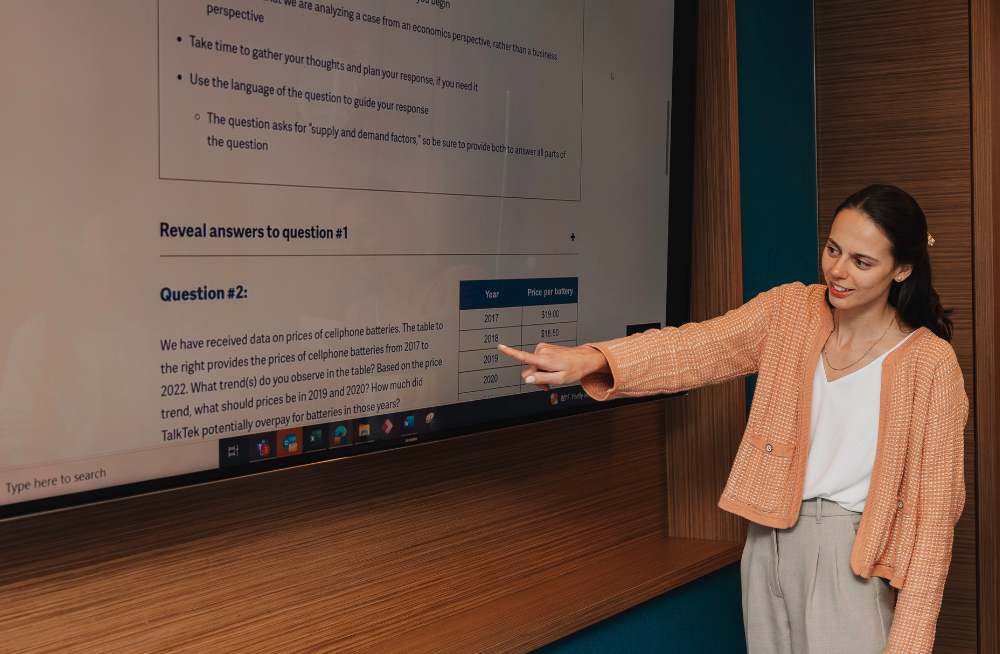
[814,2,976,650]
[664,0,748,544]
[971,0,1000,650]
[0,401,741,654]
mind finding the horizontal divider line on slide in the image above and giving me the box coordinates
[459,383,520,393]
[158,177,584,203]
[460,364,523,374]
[158,253,580,257]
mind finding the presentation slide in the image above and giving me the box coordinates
[0,0,675,510]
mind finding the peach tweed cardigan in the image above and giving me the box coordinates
[580,282,967,654]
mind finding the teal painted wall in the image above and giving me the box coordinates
[737,0,819,302]
[533,563,746,654]
[530,1,817,652]
[736,0,819,408]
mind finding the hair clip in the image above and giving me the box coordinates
[927,232,935,247]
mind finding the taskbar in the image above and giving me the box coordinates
[217,386,597,468]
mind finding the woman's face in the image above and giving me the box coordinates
[822,208,912,313]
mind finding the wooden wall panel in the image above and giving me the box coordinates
[971,0,1000,650]
[814,2,976,650]
[664,0,747,544]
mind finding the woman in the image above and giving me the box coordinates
[498,184,967,654]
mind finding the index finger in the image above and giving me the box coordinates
[497,343,548,367]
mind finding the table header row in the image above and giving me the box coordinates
[460,277,579,309]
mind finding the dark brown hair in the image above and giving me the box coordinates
[835,184,953,341]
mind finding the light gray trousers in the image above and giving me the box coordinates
[741,498,895,654]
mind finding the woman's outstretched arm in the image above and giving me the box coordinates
[499,282,786,399]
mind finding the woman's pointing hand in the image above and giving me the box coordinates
[497,343,610,391]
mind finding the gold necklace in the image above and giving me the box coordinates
[823,314,895,371]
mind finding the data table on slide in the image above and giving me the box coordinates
[458,278,579,401]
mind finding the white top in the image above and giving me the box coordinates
[802,332,914,512]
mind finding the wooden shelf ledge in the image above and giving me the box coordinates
[370,535,743,654]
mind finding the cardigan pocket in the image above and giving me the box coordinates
[746,432,794,458]
[731,434,795,514]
